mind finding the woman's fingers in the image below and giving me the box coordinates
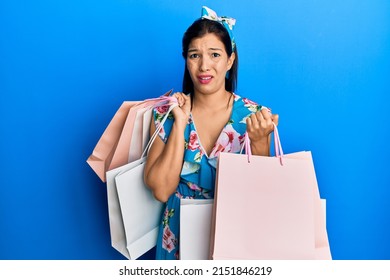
[252,108,272,129]
[246,107,279,142]
[171,92,191,121]
[250,113,258,129]
[172,92,184,106]
[172,92,190,108]
[271,114,279,126]
[259,108,279,127]
[182,93,190,102]
[260,107,272,120]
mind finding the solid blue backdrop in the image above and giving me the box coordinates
[0,0,389,259]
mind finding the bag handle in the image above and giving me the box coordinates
[126,94,178,162]
[242,122,284,165]
[141,98,178,158]
[144,93,176,109]
[135,89,173,107]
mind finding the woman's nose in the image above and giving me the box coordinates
[199,56,211,72]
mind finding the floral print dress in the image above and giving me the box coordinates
[152,93,262,260]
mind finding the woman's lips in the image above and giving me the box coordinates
[198,75,213,84]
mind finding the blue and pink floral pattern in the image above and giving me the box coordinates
[153,93,262,259]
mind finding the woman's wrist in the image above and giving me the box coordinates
[250,136,270,156]
[173,118,188,132]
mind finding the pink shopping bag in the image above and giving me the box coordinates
[108,90,172,171]
[86,101,138,182]
[87,91,172,182]
[210,125,331,260]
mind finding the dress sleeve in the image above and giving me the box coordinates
[231,95,266,154]
[152,104,174,143]
[231,95,264,130]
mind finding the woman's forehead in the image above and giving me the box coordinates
[188,33,226,50]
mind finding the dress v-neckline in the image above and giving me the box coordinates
[190,94,236,159]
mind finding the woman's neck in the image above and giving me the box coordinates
[192,90,233,112]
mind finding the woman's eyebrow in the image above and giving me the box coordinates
[188,47,223,52]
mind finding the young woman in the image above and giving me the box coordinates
[144,6,279,260]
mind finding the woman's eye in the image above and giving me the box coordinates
[211,53,221,58]
[189,53,199,59]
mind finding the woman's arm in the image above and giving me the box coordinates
[144,93,191,202]
[246,108,279,156]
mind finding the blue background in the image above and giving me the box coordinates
[1,0,389,260]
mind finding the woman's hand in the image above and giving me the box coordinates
[246,108,279,156]
[171,92,191,125]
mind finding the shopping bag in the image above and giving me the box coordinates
[142,108,154,153]
[87,91,171,182]
[105,101,177,259]
[181,198,327,260]
[179,199,214,260]
[127,106,154,163]
[106,161,143,259]
[87,101,139,182]
[277,151,331,259]
[109,91,172,171]
[114,157,163,260]
[210,125,332,260]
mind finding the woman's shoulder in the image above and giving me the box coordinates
[232,93,263,112]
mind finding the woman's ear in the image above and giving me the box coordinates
[227,52,236,71]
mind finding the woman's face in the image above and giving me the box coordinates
[186,33,235,96]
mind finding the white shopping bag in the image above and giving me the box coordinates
[114,157,164,260]
[180,199,214,260]
[106,162,140,259]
